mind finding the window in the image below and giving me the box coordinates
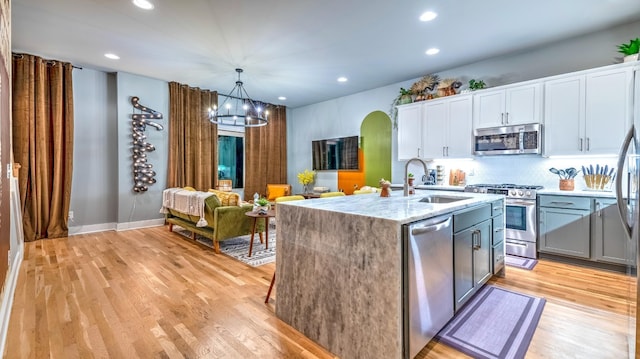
[218,131,244,188]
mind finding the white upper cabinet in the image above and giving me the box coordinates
[473,83,542,128]
[423,95,473,159]
[397,102,423,160]
[543,66,633,156]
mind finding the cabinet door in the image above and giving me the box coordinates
[473,90,505,128]
[585,67,633,155]
[504,83,542,125]
[454,227,474,310]
[446,95,473,158]
[397,103,423,160]
[594,199,634,265]
[543,75,586,156]
[423,101,448,159]
[539,207,591,258]
[474,220,492,287]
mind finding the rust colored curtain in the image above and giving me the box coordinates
[12,54,74,241]
[245,105,287,200]
[167,82,217,190]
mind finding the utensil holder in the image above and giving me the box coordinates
[559,179,574,191]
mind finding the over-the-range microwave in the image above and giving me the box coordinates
[474,123,542,156]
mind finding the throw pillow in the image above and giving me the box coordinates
[208,189,241,206]
[183,186,196,191]
[267,186,287,201]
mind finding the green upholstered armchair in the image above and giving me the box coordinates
[165,191,265,253]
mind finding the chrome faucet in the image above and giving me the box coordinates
[404,158,429,196]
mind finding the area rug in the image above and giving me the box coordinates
[505,255,538,270]
[436,285,546,359]
[172,226,276,267]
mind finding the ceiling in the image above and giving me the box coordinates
[12,0,640,109]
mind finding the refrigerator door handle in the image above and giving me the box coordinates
[616,125,634,239]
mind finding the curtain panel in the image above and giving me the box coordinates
[167,82,218,190]
[245,105,287,200]
[12,54,74,241]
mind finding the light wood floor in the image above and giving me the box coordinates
[4,226,637,358]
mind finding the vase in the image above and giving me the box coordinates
[624,54,639,63]
[303,184,310,193]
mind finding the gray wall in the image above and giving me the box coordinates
[287,20,640,191]
[70,69,118,229]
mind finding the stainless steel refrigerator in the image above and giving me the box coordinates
[616,68,640,358]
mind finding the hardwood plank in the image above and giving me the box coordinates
[4,225,636,358]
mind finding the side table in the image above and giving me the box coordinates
[244,209,276,257]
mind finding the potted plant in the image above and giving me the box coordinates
[468,79,486,91]
[297,169,316,193]
[254,197,271,213]
[389,87,415,129]
[618,37,640,62]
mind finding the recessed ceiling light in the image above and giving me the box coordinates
[337,77,348,83]
[133,0,154,10]
[278,96,287,101]
[419,11,438,22]
[425,48,440,55]
[104,53,120,60]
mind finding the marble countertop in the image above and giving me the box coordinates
[389,184,466,191]
[277,190,503,224]
[537,189,616,198]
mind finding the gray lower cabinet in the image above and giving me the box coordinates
[453,204,492,311]
[593,198,634,265]
[538,194,633,267]
[538,195,592,258]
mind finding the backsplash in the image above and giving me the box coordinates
[407,155,621,192]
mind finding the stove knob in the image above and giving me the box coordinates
[518,190,524,196]
[474,188,478,193]
[510,190,516,196]
[525,190,532,197]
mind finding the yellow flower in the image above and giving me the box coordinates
[297,169,316,185]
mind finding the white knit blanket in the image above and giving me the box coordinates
[160,188,212,227]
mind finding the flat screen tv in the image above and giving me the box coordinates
[312,136,359,171]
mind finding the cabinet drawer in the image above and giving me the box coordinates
[538,195,592,210]
[492,215,504,246]
[454,204,491,233]
[493,243,505,275]
[491,200,504,216]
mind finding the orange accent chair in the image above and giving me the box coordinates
[266,184,292,202]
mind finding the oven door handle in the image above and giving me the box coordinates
[506,240,529,247]
[506,200,537,206]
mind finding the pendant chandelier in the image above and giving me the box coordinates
[209,68,268,127]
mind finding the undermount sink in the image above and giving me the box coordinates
[417,195,472,204]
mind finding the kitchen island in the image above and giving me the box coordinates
[274,190,504,359]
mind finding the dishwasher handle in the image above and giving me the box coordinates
[411,217,452,236]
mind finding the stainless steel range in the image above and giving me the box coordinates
[465,184,542,259]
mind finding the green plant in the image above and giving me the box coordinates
[388,88,415,129]
[256,197,270,206]
[399,87,413,96]
[617,38,640,55]
[407,172,414,178]
[469,79,486,90]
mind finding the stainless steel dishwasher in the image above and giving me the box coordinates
[403,215,454,359]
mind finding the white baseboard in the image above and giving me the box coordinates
[116,218,165,231]
[69,222,117,235]
[0,245,23,356]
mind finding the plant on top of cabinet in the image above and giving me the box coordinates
[468,79,486,91]
[410,74,440,101]
[389,87,415,129]
[617,37,639,62]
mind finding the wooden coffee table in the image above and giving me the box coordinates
[244,209,276,257]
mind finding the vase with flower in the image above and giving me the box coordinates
[297,169,316,194]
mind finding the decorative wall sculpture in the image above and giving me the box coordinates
[131,96,163,192]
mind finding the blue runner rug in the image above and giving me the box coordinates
[436,285,546,359]
[505,255,538,270]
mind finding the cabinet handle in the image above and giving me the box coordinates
[586,137,590,151]
[548,201,575,206]
[495,228,504,233]
[579,138,583,151]
[505,112,509,124]
[446,146,449,156]
[501,113,505,125]
[477,230,481,249]
[442,147,445,157]
[417,148,420,157]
